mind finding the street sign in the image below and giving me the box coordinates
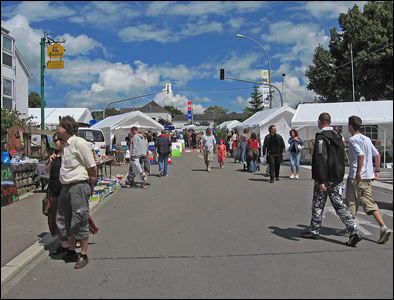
[47,60,64,69]
[47,43,65,58]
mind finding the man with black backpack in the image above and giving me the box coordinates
[301,113,362,247]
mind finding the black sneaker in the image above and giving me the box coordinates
[346,232,362,247]
[301,231,320,239]
[64,251,79,262]
[276,177,280,181]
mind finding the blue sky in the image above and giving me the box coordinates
[1,1,366,114]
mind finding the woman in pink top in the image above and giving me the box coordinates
[217,139,226,169]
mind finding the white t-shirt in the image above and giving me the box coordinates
[348,133,379,180]
[201,134,216,151]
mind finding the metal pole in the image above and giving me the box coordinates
[225,76,283,107]
[40,37,45,130]
[103,91,164,118]
[236,34,272,108]
[351,43,355,102]
[173,81,193,124]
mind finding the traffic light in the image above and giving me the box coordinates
[166,83,171,94]
[220,69,225,80]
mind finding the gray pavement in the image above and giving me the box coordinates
[1,153,393,298]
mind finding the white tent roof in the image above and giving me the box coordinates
[237,106,296,130]
[28,108,93,127]
[217,120,241,130]
[91,111,164,148]
[291,100,393,127]
[91,111,164,131]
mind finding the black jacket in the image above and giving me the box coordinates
[262,133,285,157]
[312,129,345,184]
[154,134,172,155]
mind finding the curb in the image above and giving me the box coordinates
[1,180,123,287]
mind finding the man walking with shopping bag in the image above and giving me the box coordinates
[122,127,148,189]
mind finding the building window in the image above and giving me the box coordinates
[3,78,13,97]
[360,125,378,140]
[2,52,12,67]
[3,36,13,52]
[2,97,13,109]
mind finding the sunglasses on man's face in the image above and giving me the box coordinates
[53,139,61,142]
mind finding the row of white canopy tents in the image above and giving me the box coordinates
[28,108,94,129]
[222,100,393,165]
[91,111,164,149]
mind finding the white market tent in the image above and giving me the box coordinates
[236,106,296,159]
[291,100,393,165]
[91,111,164,149]
[181,124,197,131]
[217,120,241,131]
[28,108,93,129]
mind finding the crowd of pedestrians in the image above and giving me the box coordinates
[43,113,391,272]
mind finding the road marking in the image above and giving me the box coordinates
[323,207,393,236]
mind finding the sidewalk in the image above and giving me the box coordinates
[1,163,392,287]
[1,164,129,286]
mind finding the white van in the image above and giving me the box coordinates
[77,128,106,157]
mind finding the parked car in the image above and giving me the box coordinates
[77,128,106,157]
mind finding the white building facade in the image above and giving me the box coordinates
[1,27,32,117]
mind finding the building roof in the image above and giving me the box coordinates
[119,100,170,114]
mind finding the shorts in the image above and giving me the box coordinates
[345,177,379,217]
[204,149,214,162]
[56,182,91,240]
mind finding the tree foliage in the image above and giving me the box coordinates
[204,105,229,114]
[305,2,393,102]
[91,108,120,121]
[164,105,183,115]
[243,84,264,118]
[1,109,34,148]
[28,92,45,108]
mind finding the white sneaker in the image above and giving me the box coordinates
[295,174,299,179]
[290,174,295,179]
[377,227,392,244]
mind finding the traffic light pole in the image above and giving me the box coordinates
[222,73,283,107]
[103,90,166,119]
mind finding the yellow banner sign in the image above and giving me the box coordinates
[47,43,65,58]
[47,60,64,69]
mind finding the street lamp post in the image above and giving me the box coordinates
[236,34,272,108]
[173,80,193,124]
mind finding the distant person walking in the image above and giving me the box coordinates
[288,129,304,179]
[262,125,286,183]
[217,139,226,169]
[301,113,362,247]
[154,130,172,177]
[248,132,260,172]
[200,128,217,172]
[336,115,392,243]
[122,127,148,188]
[56,116,97,269]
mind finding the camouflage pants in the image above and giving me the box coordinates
[126,157,146,185]
[309,181,359,235]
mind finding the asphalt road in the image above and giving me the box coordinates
[1,153,393,298]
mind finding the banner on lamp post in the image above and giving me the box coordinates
[187,101,192,121]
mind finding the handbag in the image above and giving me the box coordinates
[297,144,304,150]
[42,192,49,216]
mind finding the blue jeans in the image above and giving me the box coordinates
[158,153,169,175]
[249,156,258,172]
[290,151,301,172]
[240,143,246,163]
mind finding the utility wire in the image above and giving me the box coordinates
[309,43,392,78]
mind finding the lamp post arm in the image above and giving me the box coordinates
[225,76,283,107]
[103,91,164,118]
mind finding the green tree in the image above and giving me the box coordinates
[243,84,264,118]
[164,105,183,115]
[1,109,34,148]
[28,92,45,108]
[91,108,120,121]
[305,2,393,102]
[204,105,229,114]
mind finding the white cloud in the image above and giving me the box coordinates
[230,96,251,112]
[299,1,366,19]
[58,34,108,57]
[1,1,75,22]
